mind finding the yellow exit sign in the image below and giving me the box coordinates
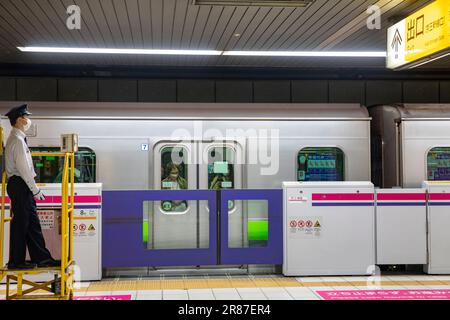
[387,0,450,69]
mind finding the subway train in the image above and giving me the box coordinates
[4,101,450,275]
[0,102,371,274]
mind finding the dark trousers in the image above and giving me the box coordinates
[7,175,52,264]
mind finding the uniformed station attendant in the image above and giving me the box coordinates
[4,104,59,270]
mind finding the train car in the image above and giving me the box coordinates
[0,101,371,274]
[369,104,450,188]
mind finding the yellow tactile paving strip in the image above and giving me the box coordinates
[3,277,450,295]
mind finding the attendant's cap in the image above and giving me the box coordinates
[4,104,32,122]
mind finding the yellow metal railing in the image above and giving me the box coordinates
[0,146,75,300]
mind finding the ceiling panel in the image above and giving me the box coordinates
[0,0,441,69]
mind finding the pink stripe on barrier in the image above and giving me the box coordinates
[2,195,101,204]
[312,193,374,201]
[74,295,132,301]
[429,193,450,200]
[317,290,450,300]
[377,193,426,201]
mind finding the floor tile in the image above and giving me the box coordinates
[212,288,238,293]
[306,286,335,291]
[163,290,189,300]
[295,277,324,282]
[188,289,215,300]
[285,288,318,299]
[407,276,438,281]
[214,295,242,300]
[284,287,315,294]
[240,295,268,300]
[212,288,241,299]
[188,289,214,294]
[384,276,415,281]
[189,295,215,300]
[343,276,371,281]
[433,276,450,280]
[261,287,293,300]
[136,290,163,300]
[237,288,264,294]
[164,294,189,300]
[237,288,267,300]
[267,296,293,300]
[320,277,349,282]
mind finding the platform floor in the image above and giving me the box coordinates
[2,274,450,300]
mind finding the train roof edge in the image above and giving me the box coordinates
[368,103,450,120]
[0,101,369,120]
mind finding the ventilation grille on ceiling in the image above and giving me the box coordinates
[192,0,315,7]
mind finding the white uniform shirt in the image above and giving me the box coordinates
[5,127,39,195]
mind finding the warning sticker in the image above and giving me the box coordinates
[73,221,97,242]
[38,210,55,230]
[288,216,322,239]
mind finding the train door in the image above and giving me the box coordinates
[150,142,198,249]
[198,141,244,249]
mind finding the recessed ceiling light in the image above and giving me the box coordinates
[17,47,387,58]
[17,47,222,56]
[192,0,315,7]
[223,51,387,57]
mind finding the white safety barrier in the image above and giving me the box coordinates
[283,181,450,276]
[423,182,450,274]
[375,188,427,265]
[283,182,376,276]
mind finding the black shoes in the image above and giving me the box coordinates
[7,262,37,270]
[7,258,61,269]
[36,258,61,268]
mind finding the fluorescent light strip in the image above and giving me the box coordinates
[17,47,222,56]
[17,47,387,58]
[223,51,387,57]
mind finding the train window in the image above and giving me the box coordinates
[427,147,450,180]
[160,146,188,213]
[297,147,344,181]
[31,147,96,183]
[207,146,235,210]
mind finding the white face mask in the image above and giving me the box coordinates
[23,118,31,131]
[170,173,178,179]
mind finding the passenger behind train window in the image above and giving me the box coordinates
[161,161,188,212]
[207,146,235,210]
[31,147,96,183]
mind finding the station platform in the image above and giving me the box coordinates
[3,274,450,300]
